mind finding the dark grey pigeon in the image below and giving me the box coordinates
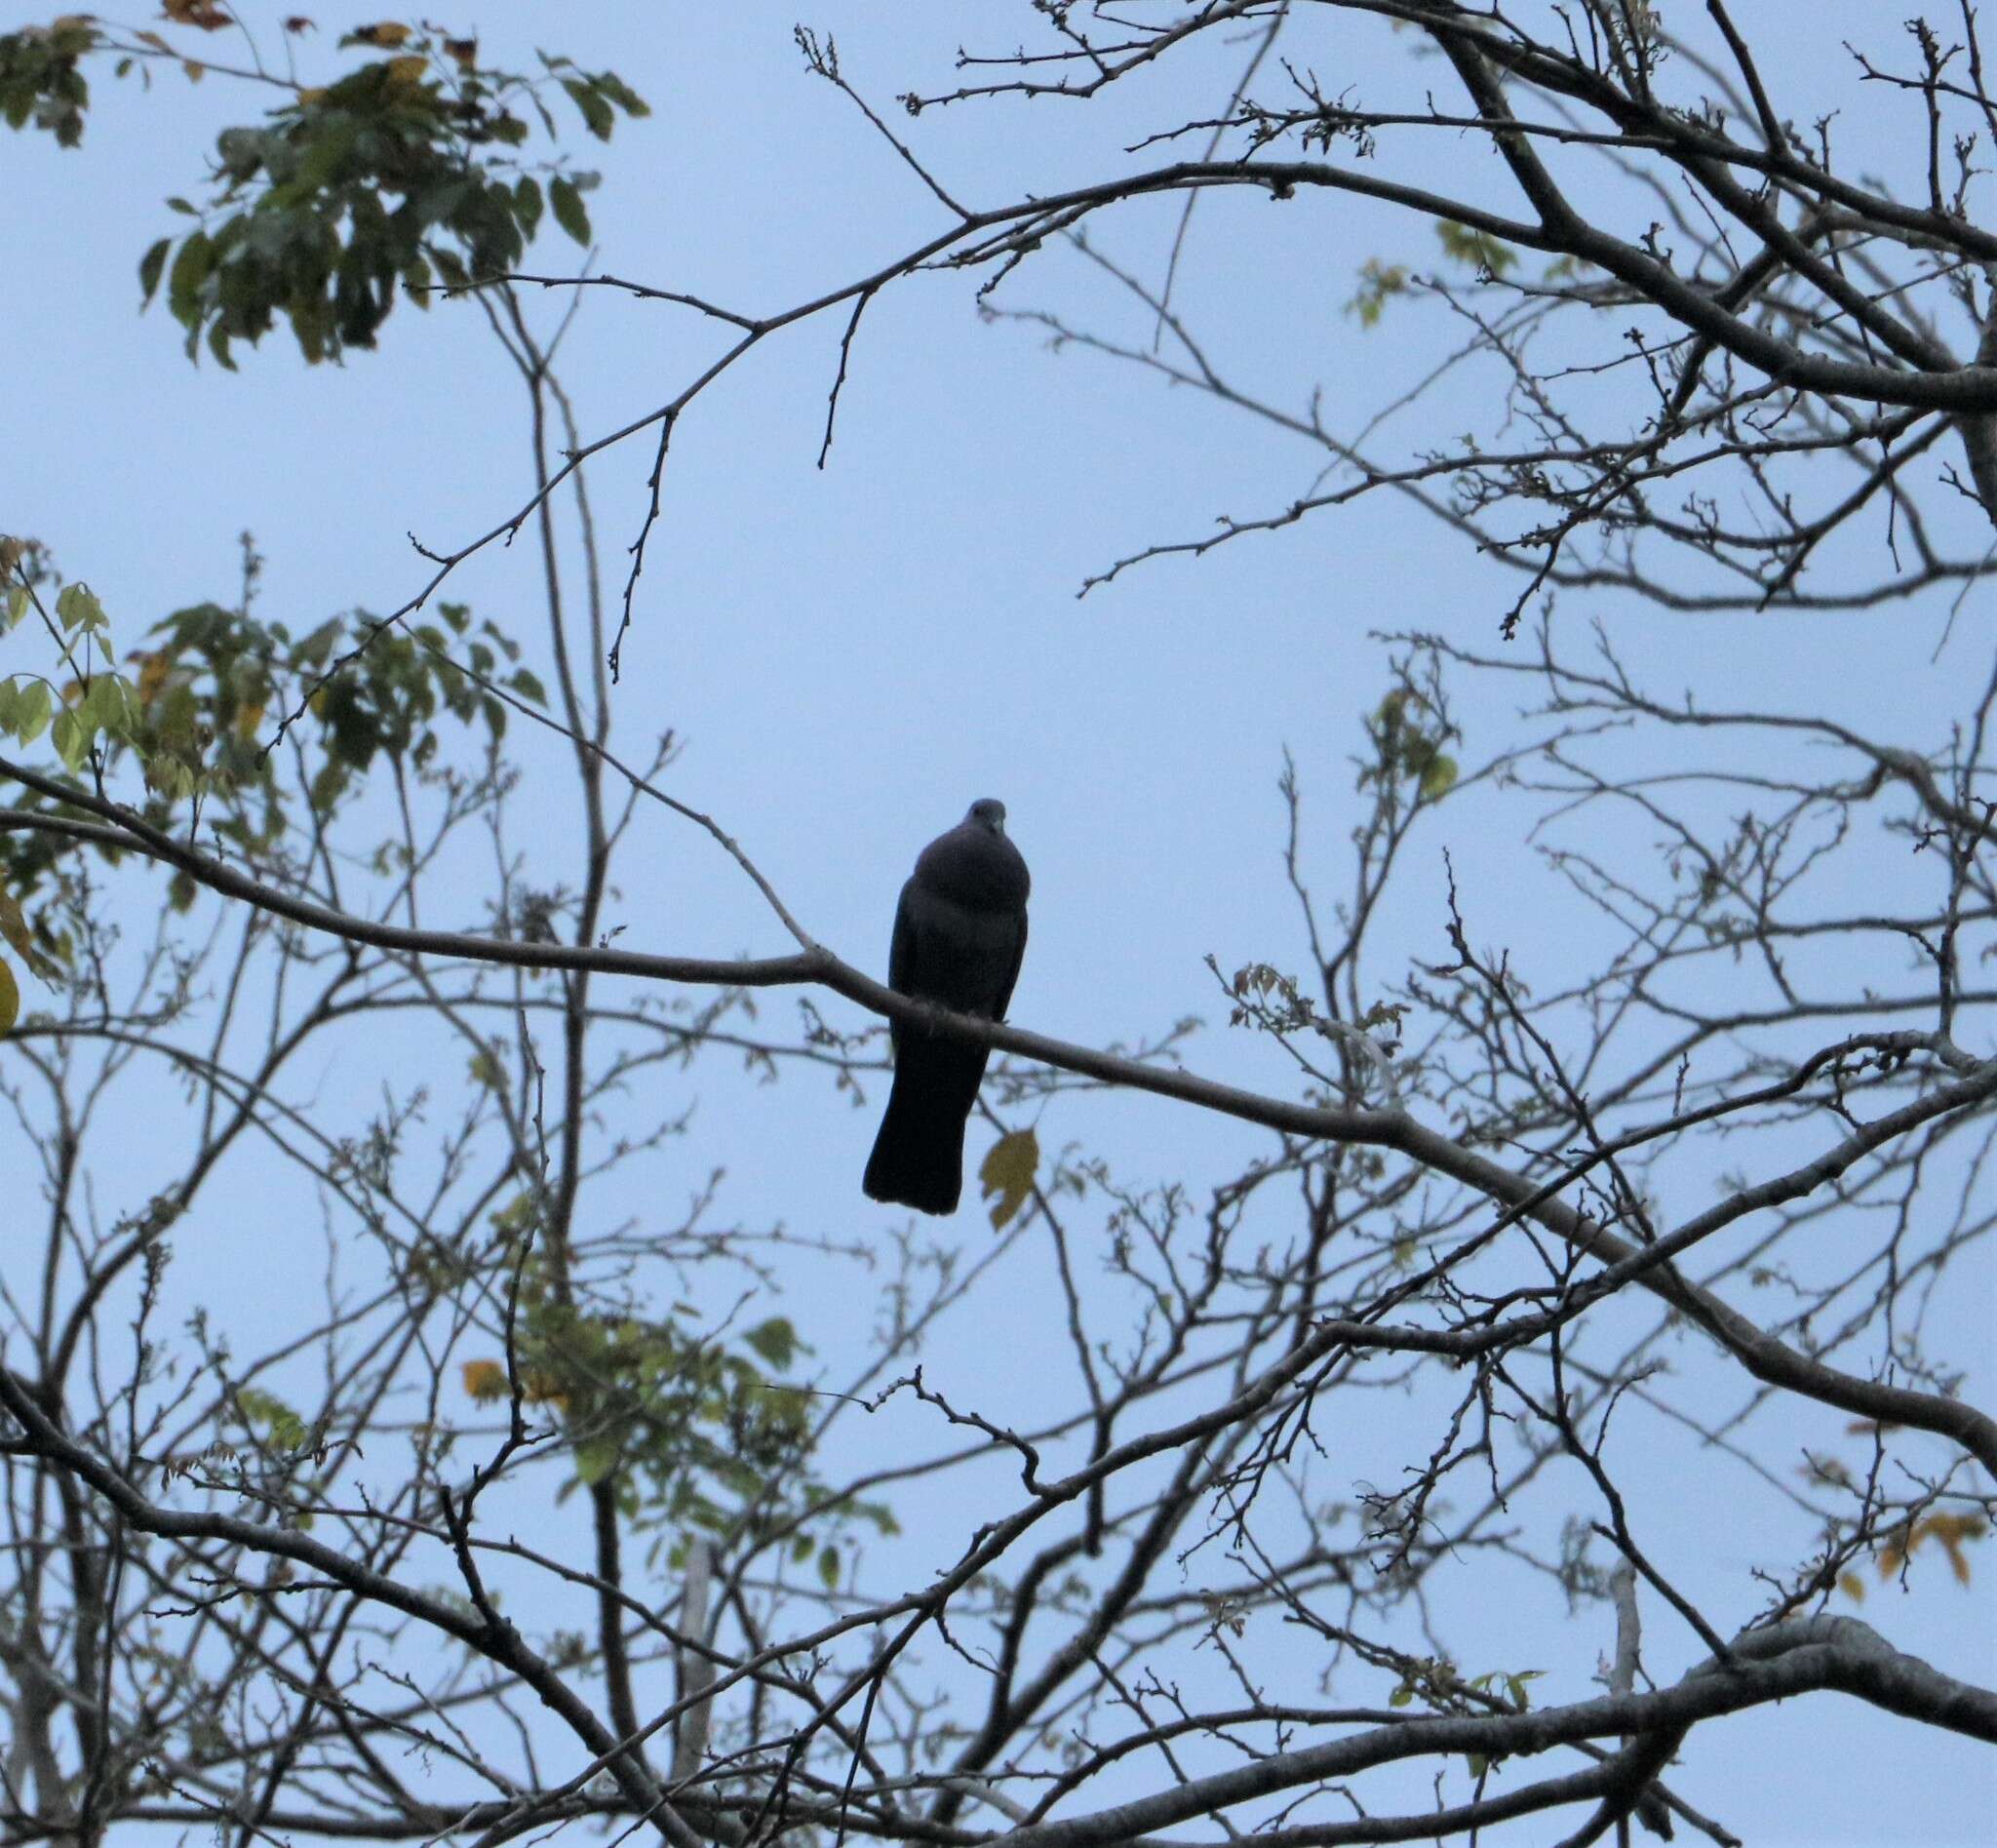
[863,799,1030,1215]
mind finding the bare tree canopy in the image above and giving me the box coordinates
[0,8,1990,1848]
[892,0,1997,623]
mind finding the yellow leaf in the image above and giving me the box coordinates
[1838,1572,1865,1604]
[234,702,263,739]
[461,1359,507,1401]
[0,892,33,963]
[384,55,428,85]
[355,21,412,46]
[1929,1512,1987,1544]
[0,958,18,1036]
[0,892,51,981]
[523,1370,570,1411]
[979,1126,1039,1231]
[1419,752,1459,801]
[132,649,174,705]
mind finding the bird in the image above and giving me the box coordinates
[863,799,1030,1215]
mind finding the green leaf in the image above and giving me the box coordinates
[0,957,18,1037]
[744,1317,797,1370]
[50,708,89,773]
[817,1543,841,1591]
[239,1387,307,1452]
[512,174,542,237]
[308,761,347,814]
[574,1435,621,1487]
[1388,1681,1415,1709]
[1505,1670,1546,1710]
[548,175,590,246]
[138,236,172,306]
[285,115,359,200]
[166,227,215,326]
[1436,219,1518,276]
[979,1126,1038,1231]
[1347,257,1409,328]
[55,582,106,633]
[591,70,649,118]
[83,675,137,737]
[1418,753,1458,801]
[14,680,51,744]
[562,77,614,140]
[510,667,545,703]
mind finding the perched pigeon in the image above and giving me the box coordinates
[863,799,1031,1215]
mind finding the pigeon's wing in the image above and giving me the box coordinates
[884,877,918,1048]
[992,905,1027,1023]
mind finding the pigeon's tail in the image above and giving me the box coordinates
[862,1041,987,1216]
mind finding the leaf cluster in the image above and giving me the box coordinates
[1360,687,1458,801]
[4,17,648,364]
[1347,221,1518,327]
[0,562,542,1012]
[0,16,92,147]
[137,32,644,365]
[463,1267,896,1566]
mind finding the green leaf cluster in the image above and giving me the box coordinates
[0,582,151,935]
[236,1386,311,1456]
[1348,222,1518,329]
[0,557,541,958]
[124,32,644,364]
[1361,688,1458,802]
[0,18,95,148]
[482,1262,896,1558]
[1434,219,1518,279]
[1346,256,1409,328]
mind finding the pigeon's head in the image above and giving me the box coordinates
[965,798,1008,836]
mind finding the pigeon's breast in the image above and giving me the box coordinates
[913,831,1031,912]
[901,887,1025,1016]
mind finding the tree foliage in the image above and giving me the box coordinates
[0,8,1991,1848]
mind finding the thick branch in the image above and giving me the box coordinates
[3,767,1991,1472]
